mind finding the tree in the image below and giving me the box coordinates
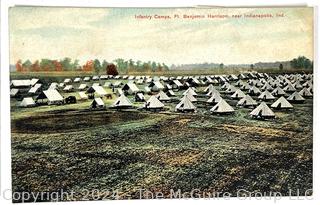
[60,57,72,71]
[31,60,40,72]
[53,60,63,72]
[102,60,108,70]
[93,59,101,74]
[290,56,313,69]
[151,61,157,71]
[127,59,135,74]
[22,60,32,72]
[83,60,94,72]
[106,63,119,75]
[219,63,224,69]
[72,59,79,71]
[136,60,142,71]
[16,60,23,72]
[250,64,254,70]
[40,59,55,71]
[114,58,126,73]
[156,63,163,72]
[279,63,283,70]
[162,63,169,71]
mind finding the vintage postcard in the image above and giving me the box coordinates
[9,6,313,202]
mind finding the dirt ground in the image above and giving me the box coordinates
[11,96,313,202]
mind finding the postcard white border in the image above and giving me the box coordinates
[1,0,319,205]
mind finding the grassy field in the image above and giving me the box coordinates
[10,73,313,202]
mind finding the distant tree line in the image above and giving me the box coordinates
[15,58,169,74]
[113,58,169,74]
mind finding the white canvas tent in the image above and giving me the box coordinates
[144,96,164,110]
[287,91,305,103]
[149,81,164,92]
[78,84,88,90]
[272,87,286,97]
[122,83,140,95]
[74,77,81,83]
[231,89,246,99]
[271,97,293,109]
[64,78,72,84]
[87,85,108,97]
[183,92,197,102]
[183,87,197,96]
[250,102,275,119]
[20,97,36,107]
[83,77,91,81]
[258,90,275,101]
[210,99,234,114]
[155,90,171,101]
[175,95,196,112]
[11,80,32,88]
[78,92,88,100]
[37,89,64,105]
[28,83,42,94]
[90,98,105,109]
[283,83,296,92]
[299,87,313,97]
[63,85,74,92]
[112,94,133,108]
[207,92,222,104]
[237,95,257,107]
[248,86,261,96]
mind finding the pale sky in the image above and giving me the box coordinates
[9,7,314,65]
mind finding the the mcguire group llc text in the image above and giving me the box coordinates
[134,13,284,20]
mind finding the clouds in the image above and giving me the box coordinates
[9,7,313,65]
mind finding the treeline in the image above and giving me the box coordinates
[113,58,169,73]
[15,58,170,74]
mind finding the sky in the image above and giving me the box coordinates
[9,7,314,65]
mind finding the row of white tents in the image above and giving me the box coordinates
[12,72,313,119]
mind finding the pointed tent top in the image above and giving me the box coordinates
[206,88,220,96]
[237,95,257,107]
[226,85,237,93]
[299,87,313,97]
[283,83,296,92]
[182,92,197,102]
[183,87,197,96]
[250,102,275,118]
[145,96,164,109]
[272,86,286,96]
[113,94,133,107]
[258,90,275,100]
[175,95,196,112]
[204,84,215,93]
[231,89,246,99]
[210,99,234,113]
[287,91,305,101]
[207,93,222,104]
[156,90,171,101]
[92,98,104,106]
[271,96,293,109]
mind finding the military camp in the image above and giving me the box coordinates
[9,67,314,202]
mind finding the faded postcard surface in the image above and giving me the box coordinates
[9,7,313,202]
